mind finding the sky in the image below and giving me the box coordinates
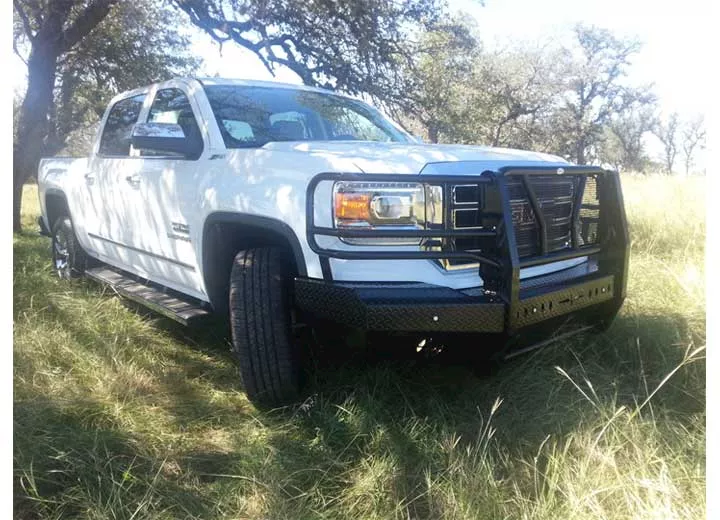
[12,0,712,117]
[182,0,712,118]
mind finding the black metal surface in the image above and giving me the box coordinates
[518,246,601,268]
[294,278,505,332]
[304,165,629,336]
[520,174,547,255]
[512,274,614,328]
[520,256,599,290]
[295,272,615,335]
[505,174,580,259]
[320,256,333,281]
[86,266,211,326]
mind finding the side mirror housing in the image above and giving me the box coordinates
[131,123,203,159]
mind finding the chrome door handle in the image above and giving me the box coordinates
[125,174,141,187]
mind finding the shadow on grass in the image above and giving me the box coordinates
[14,398,214,519]
[149,308,704,517]
[15,231,704,517]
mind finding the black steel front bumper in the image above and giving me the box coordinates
[296,166,629,337]
[295,265,616,334]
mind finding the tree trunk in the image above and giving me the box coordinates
[13,42,59,232]
[575,139,586,165]
[428,125,439,144]
[492,123,504,147]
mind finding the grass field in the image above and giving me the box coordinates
[13,176,706,519]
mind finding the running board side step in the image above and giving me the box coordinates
[85,267,212,326]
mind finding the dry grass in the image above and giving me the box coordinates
[13,176,705,519]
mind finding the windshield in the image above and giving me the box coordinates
[203,85,410,148]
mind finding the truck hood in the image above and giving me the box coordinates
[262,141,570,175]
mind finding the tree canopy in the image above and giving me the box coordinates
[50,2,201,155]
[173,0,452,108]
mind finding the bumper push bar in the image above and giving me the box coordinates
[297,166,629,337]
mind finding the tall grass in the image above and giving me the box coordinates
[14,176,705,519]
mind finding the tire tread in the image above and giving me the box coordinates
[229,247,299,405]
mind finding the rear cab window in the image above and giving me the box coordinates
[98,94,146,156]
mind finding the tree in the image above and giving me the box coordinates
[552,24,654,164]
[653,112,680,174]
[599,104,656,172]
[461,43,565,149]
[396,17,478,143]
[173,0,451,110]
[595,126,626,172]
[13,0,118,232]
[681,115,706,175]
[49,2,201,156]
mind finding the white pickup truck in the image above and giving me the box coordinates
[38,77,629,405]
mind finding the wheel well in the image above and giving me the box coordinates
[202,214,306,314]
[45,192,69,228]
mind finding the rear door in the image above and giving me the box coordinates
[86,92,147,269]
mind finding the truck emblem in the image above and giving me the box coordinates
[557,168,565,175]
[511,202,534,225]
[171,222,190,234]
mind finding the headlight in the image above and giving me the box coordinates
[333,181,426,245]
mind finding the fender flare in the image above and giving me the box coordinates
[43,188,71,228]
[201,211,308,277]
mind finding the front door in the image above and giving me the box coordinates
[123,86,207,299]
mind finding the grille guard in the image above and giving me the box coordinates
[306,166,629,333]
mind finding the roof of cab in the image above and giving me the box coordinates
[195,77,334,94]
[111,77,355,105]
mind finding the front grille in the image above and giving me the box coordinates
[443,183,492,268]
[507,176,576,258]
[444,173,601,268]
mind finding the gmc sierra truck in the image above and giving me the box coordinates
[37,77,629,406]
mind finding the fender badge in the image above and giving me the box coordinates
[556,168,565,175]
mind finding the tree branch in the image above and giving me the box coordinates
[13,36,28,65]
[61,0,118,52]
[13,0,35,41]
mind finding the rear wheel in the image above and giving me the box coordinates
[51,216,89,279]
[228,247,301,406]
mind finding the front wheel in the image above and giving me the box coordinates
[229,247,301,406]
[51,216,89,279]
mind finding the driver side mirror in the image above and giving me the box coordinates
[131,123,203,159]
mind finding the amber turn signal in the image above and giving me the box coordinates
[335,192,371,221]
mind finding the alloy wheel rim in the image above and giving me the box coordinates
[53,229,70,277]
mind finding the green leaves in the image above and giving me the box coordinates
[52,2,202,156]
[173,0,449,108]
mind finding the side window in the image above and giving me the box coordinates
[98,94,146,156]
[145,88,203,157]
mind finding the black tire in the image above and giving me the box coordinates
[229,247,301,406]
[51,216,89,279]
